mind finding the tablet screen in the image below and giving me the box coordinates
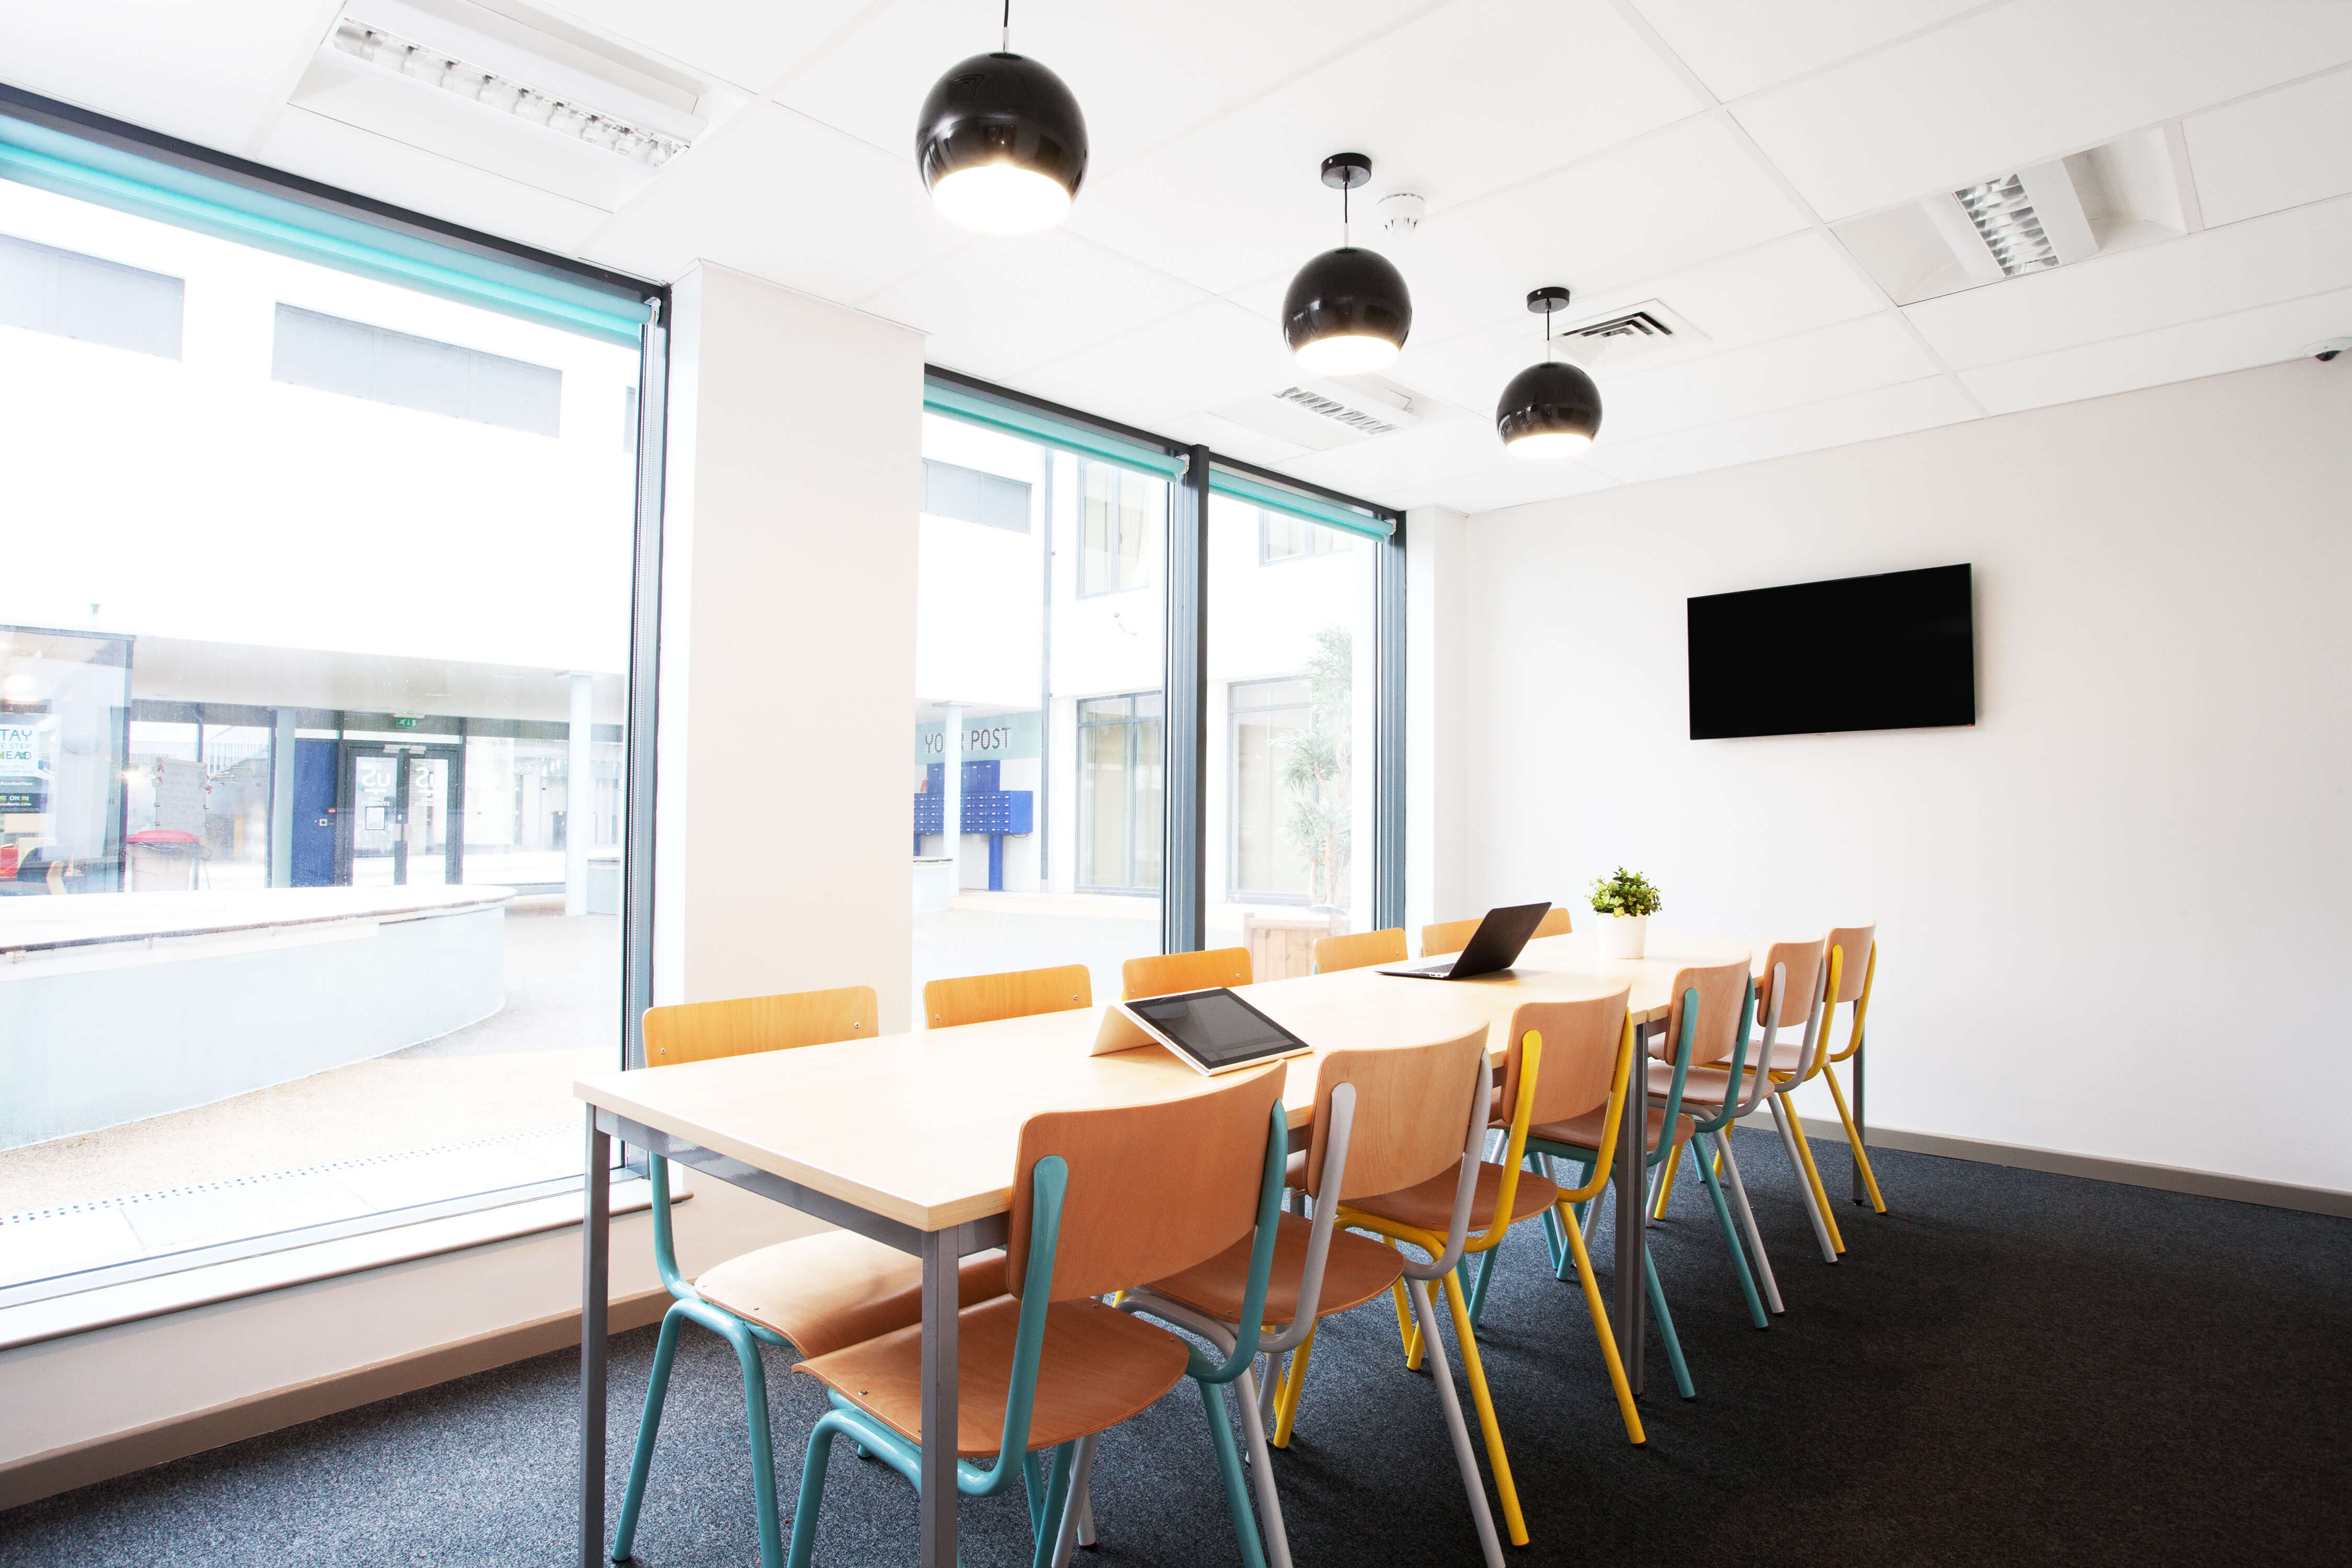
[1125,989,1305,1069]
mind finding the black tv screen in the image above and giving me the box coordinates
[1687,564,1975,739]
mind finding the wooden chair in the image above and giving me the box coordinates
[786,1067,1293,1568]
[924,962,1091,1029]
[1646,941,1820,1323]
[1818,926,1886,1213]
[613,987,1009,1568]
[1123,946,1251,1000]
[1121,1027,1496,1568]
[1420,907,1572,959]
[1311,927,1406,973]
[1321,995,1650,1551]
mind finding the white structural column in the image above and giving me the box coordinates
[940,702,963,887]
[653,262,924,1030]
[1404,505,1469,935]
[566,672,594,915]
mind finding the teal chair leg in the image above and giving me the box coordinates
[1642,1249,1696,1400]
[1692,1132,1769,1329]
[1197,1379,1270,1568]
[785,1409,851,1568]
[1024,1443,1077,1568]
[1467,1246,1501,1329]
[722,1322,788,1568]
[612,1304,689,1562]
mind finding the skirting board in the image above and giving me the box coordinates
[1755,1111,2352,1219]
[0,1288,672,1512]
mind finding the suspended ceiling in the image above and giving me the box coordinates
[5,0,2351,514]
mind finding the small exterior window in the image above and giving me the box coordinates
[0,233,182,359]
[1079,461,1157,595]
[1259,508,1344,564]
[923,458,1032,532]
[271,304,562,436]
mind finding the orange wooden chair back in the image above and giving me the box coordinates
[1300,1027,1490,1202]
[1826,924,1876,1004]
[1756,938,1827,1031]
[1008,1066,1284,1302]
[1123,947,1252,1000]
[1421,907,1571,958]
[1497,990,1630,1127]
[642,985,878,1066]
[924,964,1092,1029]
[1312,928,1407,974]
[1666,958,1754,1069]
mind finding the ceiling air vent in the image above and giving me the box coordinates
[1570,309,1675,344]
[1273,385,1399,437]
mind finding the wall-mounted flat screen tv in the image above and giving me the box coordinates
[1688,563,1975,740]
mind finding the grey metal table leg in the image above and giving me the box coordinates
[1852,1043,1867,1204]
[580,1112,610,1568]
[919,1228,960,1568]
[1615,1020,1647,1395]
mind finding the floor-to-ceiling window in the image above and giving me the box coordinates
[912,408,1168,1006]
[0,107,657,1304]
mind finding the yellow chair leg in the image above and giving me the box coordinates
[1390,1275,1424,1370]
[1271,1320,1317,1448]
[1440,1266,1528,1547]
[1561,1203,1644,1446]
[1780,1091,1847,1254]
[1822,1065,1887,1214]
[1651,1139,1684,1219]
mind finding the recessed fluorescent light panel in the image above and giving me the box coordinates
[328,14,686,166]
[1952,174,2056,276]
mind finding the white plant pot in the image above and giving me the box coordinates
[1598,914,1648,959]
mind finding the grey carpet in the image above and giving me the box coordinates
[4,1129,2346,1566]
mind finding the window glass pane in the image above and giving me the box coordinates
[914,414,1164,1008]
[0,165,641,1297]
[1208,497,1378,978]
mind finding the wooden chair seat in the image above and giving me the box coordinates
[1144,1212,1406,1329]
[1347,1158,1561,1237]
[1529,1103,1695,1157]
[694,1232,1008,1361]
[794,1295,1189,1458]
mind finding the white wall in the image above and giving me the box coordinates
[1458,358,2352,1194]
[0,261,926,1474]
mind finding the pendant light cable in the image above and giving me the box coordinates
[1001,0,1010,52]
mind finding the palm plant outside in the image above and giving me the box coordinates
[1281,625,1352,909]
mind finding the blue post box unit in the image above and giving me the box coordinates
[913,760,1035,891]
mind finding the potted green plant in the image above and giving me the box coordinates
[1589,867,1662,959]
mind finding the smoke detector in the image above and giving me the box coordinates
[1377,190,1426,239]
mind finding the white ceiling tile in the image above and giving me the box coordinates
[776,0,1431,175]
[1590,374,1977,483]
[1733,0,2352,221]
[1958,284,2352,413]
[864,232,1207,381]
[1387,458,1619,515]
[255,106,618,257]
[2184,66,2352,228]
[0,0,324,153]
[1596,312,1942,441]
[1157,411,1311,469]
[1905,193,2352,370]
[544,0,872,95]
[1009,298,1296,431]
[1391,229,1886,411]
[1275,414,1504,500]
[1061,0,1702,296]
[1628,0,1984,103]
[577,102,963,294]
[1394,116,1812,345]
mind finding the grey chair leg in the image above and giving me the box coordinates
[1712,1129,1783,1313]
[1408,1276,1505,1568]
[1232,1365,1293,1568]
[1767,1097,1840,1263]
[1050,1433,1100,1567]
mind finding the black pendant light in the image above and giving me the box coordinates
[1496,286,1602,459]
[916,2,1088,235]
[1283,153,1412,374]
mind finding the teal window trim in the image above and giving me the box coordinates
[0,112,652,348]
[924,376,1184,479]
[1208,464,1394,539]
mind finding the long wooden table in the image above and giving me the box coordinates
[573,931,1750,1568]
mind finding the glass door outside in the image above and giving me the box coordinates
[338,743,463,886]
